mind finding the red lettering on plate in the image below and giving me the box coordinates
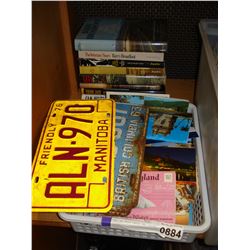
[95,155,106,162]
[45,182,86,198]
[45,138,53,143]
[97,132,108,137]
[95,147,107,154]
[65,104,94,113]
[94,163,106,172]
[44,144,52,150]
[41,154,49,159]
[48,163,87,178]
[53,147,89,160]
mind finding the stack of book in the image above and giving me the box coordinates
[74,18,168,98]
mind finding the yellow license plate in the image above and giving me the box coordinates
[32,99,116,212]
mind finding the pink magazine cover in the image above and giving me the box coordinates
[127,171,176,223]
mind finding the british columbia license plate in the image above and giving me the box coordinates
[32,100,116,212]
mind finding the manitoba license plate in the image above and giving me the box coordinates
[32,100,116,212]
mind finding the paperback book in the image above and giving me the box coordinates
[79,66,165,76]
[78,51,165,62]
[74,18,167,52]
[81,88,166,96]
[81,94,106,100]
[80,74,166,86]
[80,83,164,91]
[127,171,176,223]
[79,58,165,68]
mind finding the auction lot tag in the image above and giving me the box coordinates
[32,100,116,212]
[157,223,184,240]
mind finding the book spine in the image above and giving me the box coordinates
[75,39,122,51]
[75,40,167,52]
[81,88,106,95]
[81,94,106,100]
[80,83,164,91]
[128,41,168,53]
[75,41,167,52]
[79,58,165,68]
[80,74,166,85]
[79,66,166,76]
[78,51,165,62]
[81,87,166,95]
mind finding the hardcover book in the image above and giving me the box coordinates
[79,66,166,76]
[80,74,166,86]
[81,94,106,100]
[127,171,176,223]
[78,51,165,62]
[146,112,192,144]
[74,18,167,52]
[142,146,196,182]
[82,87,166,95]
[79,58,165,68]
[80,83,164,91]
[107,103,149,216]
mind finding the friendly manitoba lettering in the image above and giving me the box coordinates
[94,119,109,172]
[39,126,56,166]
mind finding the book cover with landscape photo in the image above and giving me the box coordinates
[74,18,167,52]
[146,112,192,144]
[143,147,196,182]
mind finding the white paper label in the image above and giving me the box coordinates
[81,94,106,100]
[157,224,184,240]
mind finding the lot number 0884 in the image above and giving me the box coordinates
[159,226,183,240]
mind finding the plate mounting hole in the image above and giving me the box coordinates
[34,176,39,183]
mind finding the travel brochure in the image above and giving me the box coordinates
[127,171,176,223]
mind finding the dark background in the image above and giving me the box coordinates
[67,1,218,79]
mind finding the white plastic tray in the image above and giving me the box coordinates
[59,103,211,243]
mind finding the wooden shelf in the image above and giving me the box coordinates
[32,212,70,228]
[166,79,195,102]
[32,2,80,156]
